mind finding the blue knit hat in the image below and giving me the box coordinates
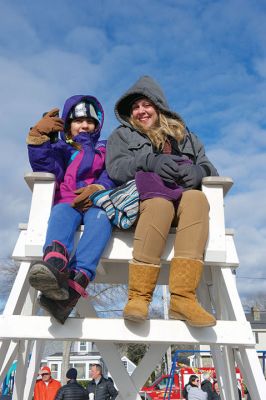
[66,367,77,379]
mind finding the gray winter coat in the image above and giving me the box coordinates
[106,76,218,185]
[187,386,208,400]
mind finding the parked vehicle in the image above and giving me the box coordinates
[141,373,181,399]
[140,367,244,399]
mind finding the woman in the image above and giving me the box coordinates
[211,381,221,400]
[183,375,201,399]
[186,376,207,400]
[106,76,218,327]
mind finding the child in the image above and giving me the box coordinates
[27,95,115,324]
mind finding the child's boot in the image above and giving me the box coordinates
[28,240,69,300]
[39,270,89,324]
[123,262,160,322]
[169,258,216,327]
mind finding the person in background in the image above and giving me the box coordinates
[26,95,114,324]
[106,75,218,326]
[211,381,221,400]
[182,375,200,399]
[201,372,213,400]
[185,375,207,400]
[87,364,118,400]
[55,367,87,400]
[33,366,61,400]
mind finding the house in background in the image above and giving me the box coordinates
[121,356,136,376]
[41,341,105,381]
[245,306,266,375]
[41,341,136,381]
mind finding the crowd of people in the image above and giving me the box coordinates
[182,372,243,400]
[32,366,248,400]
[34,365,118,400]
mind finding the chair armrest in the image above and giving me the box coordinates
[24,172,56,192]
[202,176,233,197]
[202,176,234,263]
[24,172,56,257]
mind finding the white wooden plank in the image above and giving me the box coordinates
[25,178,55,257]
[12,229,239,268]
[236,347,266,400]
[0,341,18,379]
[202,184,226,263]
[131,343,170,390]
[23,340,46,400]
[0,316,255,346]
[96,342,142,400]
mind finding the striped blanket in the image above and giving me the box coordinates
[89,180,139,229]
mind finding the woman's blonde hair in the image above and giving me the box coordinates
[129,112,185,150]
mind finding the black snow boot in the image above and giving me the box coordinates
[38,270,89,324]
[28,240,69,300]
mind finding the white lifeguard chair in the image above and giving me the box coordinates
[0,173,265,400]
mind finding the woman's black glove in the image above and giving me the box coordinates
[145,154,185,183]
[177,164,204,188]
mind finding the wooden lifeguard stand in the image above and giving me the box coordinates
[0,173,265,399]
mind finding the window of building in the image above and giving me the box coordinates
[50,363,59,380]
[79,341,88,352]
[70,363,86,379]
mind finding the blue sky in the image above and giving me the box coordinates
[0,0,266,300]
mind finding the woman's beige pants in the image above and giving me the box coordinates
[133,190,209,265]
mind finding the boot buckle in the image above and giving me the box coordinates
[68,279,88,298]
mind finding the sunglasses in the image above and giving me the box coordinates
[41,373,50,376]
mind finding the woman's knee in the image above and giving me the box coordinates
[179,190,209,214]
[133,198,175,264]
[140,197,175,218]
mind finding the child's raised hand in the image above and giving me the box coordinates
[71,184,104,211]
[33,108,64,135]
[26,108,64,145]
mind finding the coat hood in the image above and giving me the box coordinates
[115,75,185,127]
[60,94,104,142]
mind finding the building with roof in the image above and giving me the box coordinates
[41,341,136,382]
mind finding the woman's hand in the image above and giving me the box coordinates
[146,154,184,183]
[176,164,204,189]
[71,184,104,211]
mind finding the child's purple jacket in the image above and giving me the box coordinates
[28,95,115,205]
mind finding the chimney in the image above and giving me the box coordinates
[251,305,261,321]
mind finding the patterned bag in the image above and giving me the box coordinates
[89,180,139,229]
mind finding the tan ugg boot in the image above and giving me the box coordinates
[123,262,160,322]
[169,258,216,327]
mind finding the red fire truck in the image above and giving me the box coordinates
[140,366,244,399]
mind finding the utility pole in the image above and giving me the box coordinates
[162,285,172,374]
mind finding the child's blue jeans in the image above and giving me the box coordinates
[44,203,112,280]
